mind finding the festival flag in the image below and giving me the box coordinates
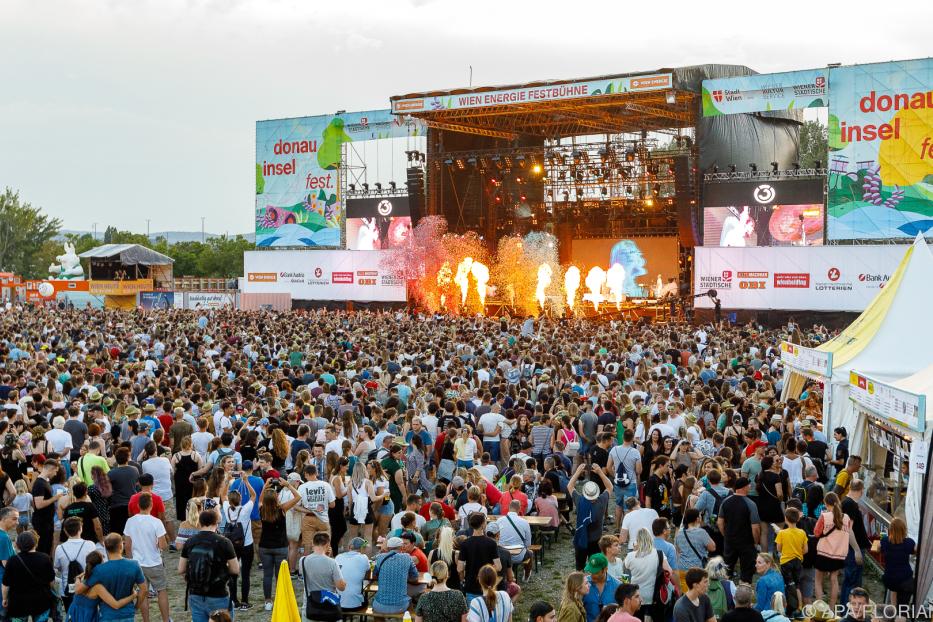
[496,474,507,491]
[271,559,301,622]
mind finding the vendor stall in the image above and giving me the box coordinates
[846,367,932,606]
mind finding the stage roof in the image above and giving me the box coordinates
[390,65,750,139]
[79,244,174,266]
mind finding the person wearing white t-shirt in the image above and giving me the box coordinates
[54,517,98,610]
[45,416,74,460]
[297,466,336,557]
[477,410,505,462]
[123,492,170,622]
[619,498,659,551]
[141,452,174,505]
[221,478,257,609]
[190,418,214,461]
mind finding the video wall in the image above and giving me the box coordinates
[345,196,412,250]
[570,237,679,297]
[703,179,825,247]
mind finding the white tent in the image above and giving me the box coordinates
[817,235,933,442]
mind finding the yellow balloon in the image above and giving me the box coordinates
[878,106,933,187]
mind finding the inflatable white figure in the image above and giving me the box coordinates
[48,242,85,280]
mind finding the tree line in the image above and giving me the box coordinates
[0,188,252,279]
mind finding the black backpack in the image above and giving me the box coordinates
[185,539,223,596]
[807,455,829,483]
[222,507,246,552]
[63,543,88,598]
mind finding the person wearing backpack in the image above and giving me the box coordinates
[694,470,729,555]
[124,492,171,622]
[220,475,258,610]
[179,508,240,622]
[606,429,642,527]
[54,516,96,613]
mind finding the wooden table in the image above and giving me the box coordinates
[366,572,432,592]
[491,515,554,528]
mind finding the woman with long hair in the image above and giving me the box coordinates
[87,465,112,535]
[624,528,671,622]
[258,476,301,611]
[175,497,203,550]
[329,456,349,553]
[204,461,230,514]
[555,572,588,622]
[428,527,461,591]
[466,564,513,622]
[346,461,375,551]
[270,428,289,470]
[69,550,139,621]
[813,492,851,606]
[407,435,432,497]
[873,516,916,606]
[754,553,785,614]
[370,460,392,543]
[171,435,203,522]
[641,429,664,481]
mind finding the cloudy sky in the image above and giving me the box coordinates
[1,0,930,234]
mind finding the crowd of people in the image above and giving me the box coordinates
[0,305,912,622]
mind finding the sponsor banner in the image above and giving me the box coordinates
[702,69,828,116]
[346,196,413,251]
[703,179,825,247]
[183,292,236,310]
[827,59,933,240]
[88,279,154,296]
[256,110,425,248]
[850,371,926,433]
[390,73,673,113]
[139,291,175,310]
[242,250,405,302]
[780,341,832,380]
[693,245,906,311]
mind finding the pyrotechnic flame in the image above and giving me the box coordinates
[536,264,553,310]
[437,261,452,310]
[454,258,473,306]
[564,266,580,311]
[583,267,606,312]
[606,263,626,309]
[470,261,490,306]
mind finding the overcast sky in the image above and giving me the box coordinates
[1,0,930,234]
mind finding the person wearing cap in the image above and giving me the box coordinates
[335,537,371,612]
[372,536,418,614]
[140,404,162,438]
[582,553,620,622]
[567,463,613,571]
[717,477,760,583]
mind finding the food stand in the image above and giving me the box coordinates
[847,368,932,605]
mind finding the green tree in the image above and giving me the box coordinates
[0,188,62,278]
[103,225,117,243]
[799,120,828,169]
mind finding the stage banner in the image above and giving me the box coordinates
[780,341,832,380]
[256,110,425,248]
[243,250,405,302]
[849,371,925,433]
[391,73,673,113]
[827,58,933,240]
[139,291,175,310]
[701,69,827,116]
[693,244,907,311]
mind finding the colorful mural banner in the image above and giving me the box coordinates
[390,73,673,113]
[827,58,933,240]
[701,69,827,116]
[255,110,425,248]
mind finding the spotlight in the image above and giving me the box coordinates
[712,166,719,174]
[375,182,382,191]
[443,158,454,167]
[519,193,527,202]
[598,147,609,162]
[792,162,801,171]
[749,163,758,172]
[666,91,676,105]
[389,181,397,190]
[516,155,526,168]
[531,164,542,175]
[625,149,636,162]
[562,190,570,201]
[770,161,779,173]
[571,150,582,165]
[494,192,502,204]
[492,156,503,169]
[815,160,822,169]
[515,177,522,184]
[349,184,356,192]
[404,151,414,162]
[601,186,608,196]
[362,182,369,193]
[455,158,465,170]
[729,164,737,173]
[467,156,478,168]
[653,183,661,197]
[645,198,655,208]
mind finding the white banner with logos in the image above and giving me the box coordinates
[243,250,405,302]
[176,292,237,310]
[694,245,908,311]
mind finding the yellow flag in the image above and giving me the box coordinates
[271,560,302,622]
